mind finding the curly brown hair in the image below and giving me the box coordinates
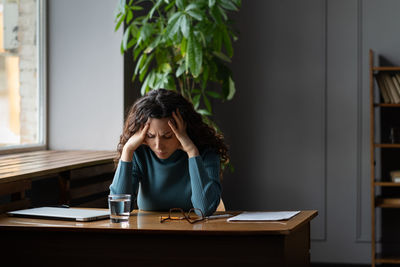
[115,89,229,170]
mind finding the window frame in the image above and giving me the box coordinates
[0,0,47,155]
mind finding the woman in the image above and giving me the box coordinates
[109,89,229,216]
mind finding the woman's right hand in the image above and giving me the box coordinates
[121,122,150,162]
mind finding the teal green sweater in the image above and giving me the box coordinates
[109,145,221,216]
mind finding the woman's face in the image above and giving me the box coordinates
[145,117,180,159]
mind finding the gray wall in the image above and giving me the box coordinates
[215,0,400,264]
[46,0,400,264]
[48,0,123,150]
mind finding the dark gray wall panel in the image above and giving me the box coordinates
[216,0,326,241]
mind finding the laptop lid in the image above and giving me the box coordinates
[7,207,110,222]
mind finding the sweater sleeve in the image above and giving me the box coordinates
[188,150,222,216]
[109,157,141,211]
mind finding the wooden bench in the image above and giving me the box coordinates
[0,150,117,213]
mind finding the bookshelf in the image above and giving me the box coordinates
[370,49,400,266]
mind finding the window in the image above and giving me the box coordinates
[0,0,46,152]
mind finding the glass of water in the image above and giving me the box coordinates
[108,194,131,223]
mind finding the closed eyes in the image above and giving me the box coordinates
[146,134,172,139]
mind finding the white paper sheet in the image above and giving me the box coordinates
[227,211,300,222]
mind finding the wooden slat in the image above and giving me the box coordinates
[374,144,400,148]
[0,180,31,195]
[373,66,400,71]
[0,199,30,214]
[375,181,400,187]
[375,103,400,107]
[0,150,115,166]
[376,254,400,264]
[375,197,400,208]
[0,150,56,160]
[70,180,112,200]
[0,150,60,166]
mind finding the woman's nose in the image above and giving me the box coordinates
[155,137,163,149]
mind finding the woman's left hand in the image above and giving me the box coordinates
[168,109,199,158]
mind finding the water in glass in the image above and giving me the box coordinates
[109,197,131,223]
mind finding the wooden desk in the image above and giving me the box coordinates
[0,209,317,266]
[0,150,116,184]
[0,150,117,211]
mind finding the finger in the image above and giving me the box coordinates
[172,111,183,129]
[176,108,183,120]
[168,119,177,133]
[141,122,150,136]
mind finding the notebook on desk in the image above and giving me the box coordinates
[7,207,110,222]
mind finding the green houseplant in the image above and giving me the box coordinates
[115,0,241,127]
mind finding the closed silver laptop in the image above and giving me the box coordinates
[7,207,110,222]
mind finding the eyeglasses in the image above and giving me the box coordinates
[160,208,205,224]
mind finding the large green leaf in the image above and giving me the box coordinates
[181,37,187,56]
[187,32,202,77]
[134,53,147,75]
[213,29,222,52]
[227,76,236,100]
[168,12,182,24]
[115,14,125,32]
[176,63,186,77]
[212,51,231,63]
[133,44,145,61]
[222,27,233,57]
[206,91,222,99]
[197,109,212,116]
[164,1,175,11]
[122,25,132,51]
[220,0,239,11]
[145,34,162,54]
[127,39,136,49]
[148,71,157,89]
[185,3,200,12]
[187,10,203,21]
[217,6,227,21]
[165,13,182,39]
[140,53,154,77]
[140,72,151,95]
[180,14,190,38]
[210,6,222,24]
[131,5,144,11]
[192,94,201,109]
[203,94,212,112]
[127,9,133,23]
